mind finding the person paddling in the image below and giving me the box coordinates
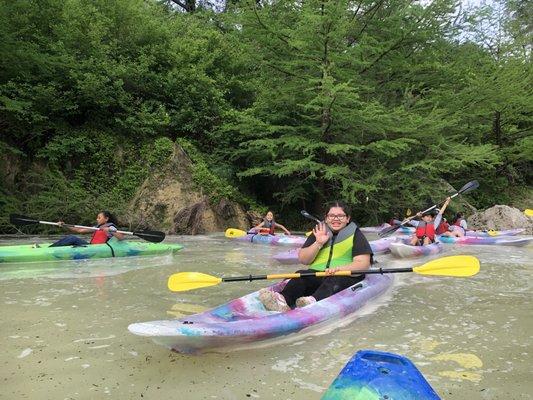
[259,201,372,312]
[440,212,467,238]
[252,211,291,236]
[408,197,451,246]
[48,211,124,247]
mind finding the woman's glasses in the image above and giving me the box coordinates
[326,214,347,221]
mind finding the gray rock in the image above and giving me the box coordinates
[467,205,533,234]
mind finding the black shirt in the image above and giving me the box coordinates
[302,228,374,262]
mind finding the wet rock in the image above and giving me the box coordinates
[467,205,533,234]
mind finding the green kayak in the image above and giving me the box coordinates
[0,237,183,264]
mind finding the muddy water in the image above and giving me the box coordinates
[1,234,532,399]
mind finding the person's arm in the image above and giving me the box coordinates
[102,225,124,240]
[298,222,330,264]
[439,197,451,215]
[275,223,291,235]
[433,214,442,229]
[252,221,265,230]
[407,219,419,227]
[58,221,91,234]
[433,197,450,229]
[460,219,468,230]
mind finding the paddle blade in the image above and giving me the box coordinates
[168,272,222,292]
[134,230,165,243]
[458,180,479,195]
[487,230,498,237]
[9,214,39,226]
[300,210,320,223]
[225,228,247,238]
[378,224,401,237]
[413,255,480,277]
[525,209,533,217]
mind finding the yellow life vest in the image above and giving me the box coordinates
[310,222,356,271]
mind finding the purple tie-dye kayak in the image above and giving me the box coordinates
[128,274,392,353]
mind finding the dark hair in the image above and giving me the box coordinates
[451,212,464,225]
[324,201,351,217]
[99,210,118,225]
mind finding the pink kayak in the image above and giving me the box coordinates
[389,239,443,259]
[273,237,398,265]
[396,226,525,237]
[128,274,393,353]
[360,223,391,233]
[230,232,306,247]
[437,235,532,246]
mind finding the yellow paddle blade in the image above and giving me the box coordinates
[225,228,247,238]
[487,230,498,237]
[525,209,533,217]
[406,208,412,217]
[413,255,480,277]
[305,231,312,237]
[168,272,222,292]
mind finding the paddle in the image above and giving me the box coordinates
[167,255,480,292]
[525,209,533,217]
[300,210,321,223]
[9,214,165,243]
[379,180,480,238]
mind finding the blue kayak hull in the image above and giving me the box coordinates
[322,350,440,399]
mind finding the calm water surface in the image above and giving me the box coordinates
[1,234,532,399]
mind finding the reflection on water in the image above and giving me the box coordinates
[1,233,532,399]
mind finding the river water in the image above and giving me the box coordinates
[1,233,532,399]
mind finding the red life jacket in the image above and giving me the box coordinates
[415,221,435,241]
[263,219,275,235]
[436,220,449,235]
[89,223,115,244]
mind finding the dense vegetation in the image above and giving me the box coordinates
[0,0,531,232]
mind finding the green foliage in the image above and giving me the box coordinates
[0,0,530,232]
[176,138,255,206]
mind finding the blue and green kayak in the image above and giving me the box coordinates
[322,350,440,399]
[0,237,183,264]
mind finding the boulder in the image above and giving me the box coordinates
[125,144,254,234]
[467,205,533,234]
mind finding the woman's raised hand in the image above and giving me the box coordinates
[313,222,330,246]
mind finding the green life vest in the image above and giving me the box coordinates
[310,222,357,271]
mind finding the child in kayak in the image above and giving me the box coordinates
[440,212,467,237]
[408,197,451,246]
[49,211,124,247]
[259,201,373,312]
[252,211,291,236]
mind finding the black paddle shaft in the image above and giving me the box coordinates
[9,214,165,243]
[220,268,414,283]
